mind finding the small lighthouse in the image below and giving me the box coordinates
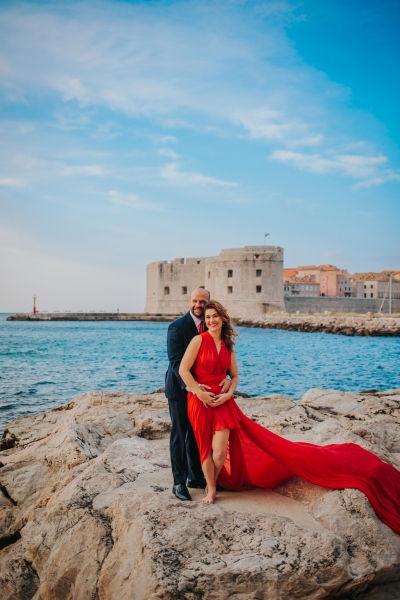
[33,294,37,314]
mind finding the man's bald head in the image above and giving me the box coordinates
[190,288,210,318]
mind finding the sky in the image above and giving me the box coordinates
[1,0,399,312]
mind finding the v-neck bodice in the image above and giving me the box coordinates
[191,332,231,390]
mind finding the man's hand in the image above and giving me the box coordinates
[219,378,231,394]
[197,390,216,409]
[211,392,231,407]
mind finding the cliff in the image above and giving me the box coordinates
[1,388,400,599]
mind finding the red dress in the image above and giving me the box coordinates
[187,332,400,535]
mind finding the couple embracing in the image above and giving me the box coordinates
[166,289,400,534]
[166,287,235,504]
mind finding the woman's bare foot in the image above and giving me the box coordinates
[202,488,216,504]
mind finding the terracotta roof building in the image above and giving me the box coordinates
[284,265,352,297]
[352,272,400,300]
[283,275,319,297]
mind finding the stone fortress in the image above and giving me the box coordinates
[146,246,400,316]
[145,246,284,318]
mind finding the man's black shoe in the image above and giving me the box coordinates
[187,478,207,490]
[172,484,192,501]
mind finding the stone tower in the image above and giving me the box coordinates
[145,246,284,317]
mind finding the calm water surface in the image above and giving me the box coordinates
[1,314,399,433]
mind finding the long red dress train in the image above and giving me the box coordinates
[187,332,400,535]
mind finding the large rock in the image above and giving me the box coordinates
[0,389,400,599]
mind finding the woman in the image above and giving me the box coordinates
[179,301,400,534]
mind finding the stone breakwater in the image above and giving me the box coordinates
[6,312,178,322]
[1,388,400,599]
[236,315,400,336]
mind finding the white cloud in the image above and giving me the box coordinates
[160,163,238,188]
[270,150,337,173]
[108,190,163,211]
[157,148,181,160]
[0,0,397,191]
[0,2,341,139]
[353,170,400,189]
[335,154,387,178]
[160,135,177,144]
[233,109,323,148]
[0,177,24,187]
[353,178,384,189]
[62,165,105,176]
[270,150,389,182]
[11,154,48,170]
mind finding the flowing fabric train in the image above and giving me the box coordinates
[187,332,400,535]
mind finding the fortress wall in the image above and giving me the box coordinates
[145,261,167,313]
[145,258,205,314]
[284,296,400,314]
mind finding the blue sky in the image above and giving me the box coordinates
[1,0,399,312]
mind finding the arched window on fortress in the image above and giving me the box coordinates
[182,287,187,295]
[164,287,170,295]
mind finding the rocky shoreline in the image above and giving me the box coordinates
[236,315,400,336]
[1,388,400,599]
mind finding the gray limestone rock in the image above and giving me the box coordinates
[1,389,400,599]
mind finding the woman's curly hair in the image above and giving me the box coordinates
[204,300,238,352]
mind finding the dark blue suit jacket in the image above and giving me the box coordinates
[165,312,201,401]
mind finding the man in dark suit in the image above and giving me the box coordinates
[166,288,230,501]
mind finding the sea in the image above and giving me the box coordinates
[1,313,399,434]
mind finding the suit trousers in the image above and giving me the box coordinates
[167,396,203,485]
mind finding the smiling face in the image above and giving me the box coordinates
[190,288,210,319]
[205,308,223,334]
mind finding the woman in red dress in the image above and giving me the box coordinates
[179,301,400,534]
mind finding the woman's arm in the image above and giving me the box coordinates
[212,352,239,407]
[179,337,215,408]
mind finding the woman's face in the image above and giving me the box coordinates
[205,309,223,333]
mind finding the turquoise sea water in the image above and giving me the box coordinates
[1,313,399,434]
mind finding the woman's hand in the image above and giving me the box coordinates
[211,392,232,407]
[197,390,216,409]
[219,378,231,394]
[198,383,212,393]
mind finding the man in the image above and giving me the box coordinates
[166,288,230,501]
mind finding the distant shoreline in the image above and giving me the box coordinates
[6,312,178,322]
[6,312,400,335]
